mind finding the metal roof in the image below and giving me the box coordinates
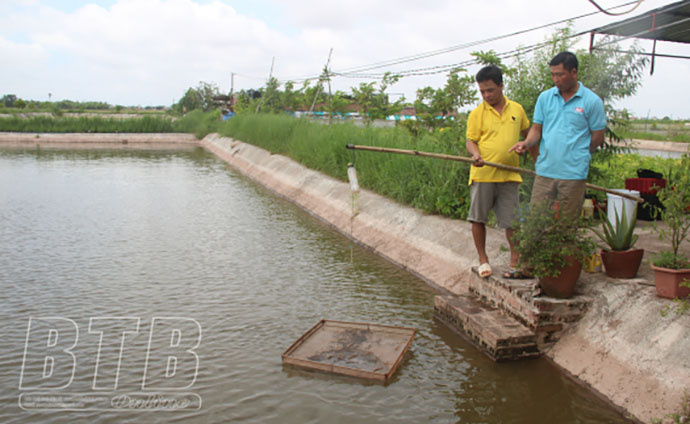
[592,0,690,43]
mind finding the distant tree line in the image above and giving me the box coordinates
[172,27,648,141]
[0,94,166,113]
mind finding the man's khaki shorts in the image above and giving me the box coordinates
[467,182,519,229]
[530,175,585,218]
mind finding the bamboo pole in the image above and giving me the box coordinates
[345,144,644,203]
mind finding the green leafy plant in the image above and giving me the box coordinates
[591,202,638,251]
[652,153,690,269]
[512,202,597,278]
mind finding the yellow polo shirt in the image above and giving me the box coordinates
[466,97,529,185]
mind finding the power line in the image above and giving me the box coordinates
[588,0,644,16]
[275,0,642,83]
[334,28,588,79]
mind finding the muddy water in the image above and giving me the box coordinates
[0,147,628,423]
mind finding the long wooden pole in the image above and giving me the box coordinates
[345,144,644,203]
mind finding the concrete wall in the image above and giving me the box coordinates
[0,132,198,150]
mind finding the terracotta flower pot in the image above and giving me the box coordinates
[650,265,690,299]
[600,249,644,279]
[538,256,583,299]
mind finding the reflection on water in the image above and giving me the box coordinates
[0,147,628,423]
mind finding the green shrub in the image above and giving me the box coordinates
[512,202,597,279]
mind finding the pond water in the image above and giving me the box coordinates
[0,147,628,423]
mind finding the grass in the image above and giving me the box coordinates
[0,115,176,133]
[218,113,472,218]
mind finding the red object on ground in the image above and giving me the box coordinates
[625,178,666,194]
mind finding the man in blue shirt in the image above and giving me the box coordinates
[509,51,606,218]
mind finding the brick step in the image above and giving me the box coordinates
[468,267,592,348]
[434,294,540,361]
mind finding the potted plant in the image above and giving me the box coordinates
[651,154,690,299]
[512,202,597,299]
[591,202,644,278]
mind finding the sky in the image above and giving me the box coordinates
[1,0,688,118]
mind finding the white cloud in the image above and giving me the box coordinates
[0,0,687,116]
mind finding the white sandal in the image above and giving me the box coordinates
[478,263,492,278]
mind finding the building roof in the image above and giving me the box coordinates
[592,0,690,44]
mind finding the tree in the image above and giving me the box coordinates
[196,81,221,111]
[281,81,300,113]
[1,94,17,107]
[173,81,221,114]
[234,89,262,114]
[302,79,327,112]
[412,69,476,131]
[330,91,352,117]
[370,72,405,121]
[257,76,281,113]
[504,25,647,119]
[351,81,376,123]
[351,72,404,124]
[175,88,202,114]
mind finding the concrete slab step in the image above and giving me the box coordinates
[434,294,540,361]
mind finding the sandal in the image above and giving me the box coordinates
[503,268,533,279]
[478,263,492,278]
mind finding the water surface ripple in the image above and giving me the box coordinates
[0,148,627,423]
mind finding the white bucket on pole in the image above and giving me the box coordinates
[606,189,639,230]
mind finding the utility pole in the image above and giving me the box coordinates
[230,72,235,109]
[309,48,333,119]
[256,57,275,113]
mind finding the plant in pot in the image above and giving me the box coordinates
[651,153,690,299]
[512,202,597,299]
[591,202,644,278]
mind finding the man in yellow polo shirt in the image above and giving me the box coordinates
[466,65,530,279]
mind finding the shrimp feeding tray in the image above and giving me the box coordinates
[282,320,416,381]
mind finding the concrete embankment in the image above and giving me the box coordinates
[1,132,688,423]
[620,138,690,155]
[0,132,197,149]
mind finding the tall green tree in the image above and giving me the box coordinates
[351,72,404,124]
[175,88,202,114]
[196,81,221,112]
[504,25,648,119]
[1,94,18,107]
[330,91,352,117]
[258,76,282,113]
[412,69,476,131]
[174,81,220,114]
[281,81,299,112]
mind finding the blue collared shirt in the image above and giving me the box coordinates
[533,82,606,180]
